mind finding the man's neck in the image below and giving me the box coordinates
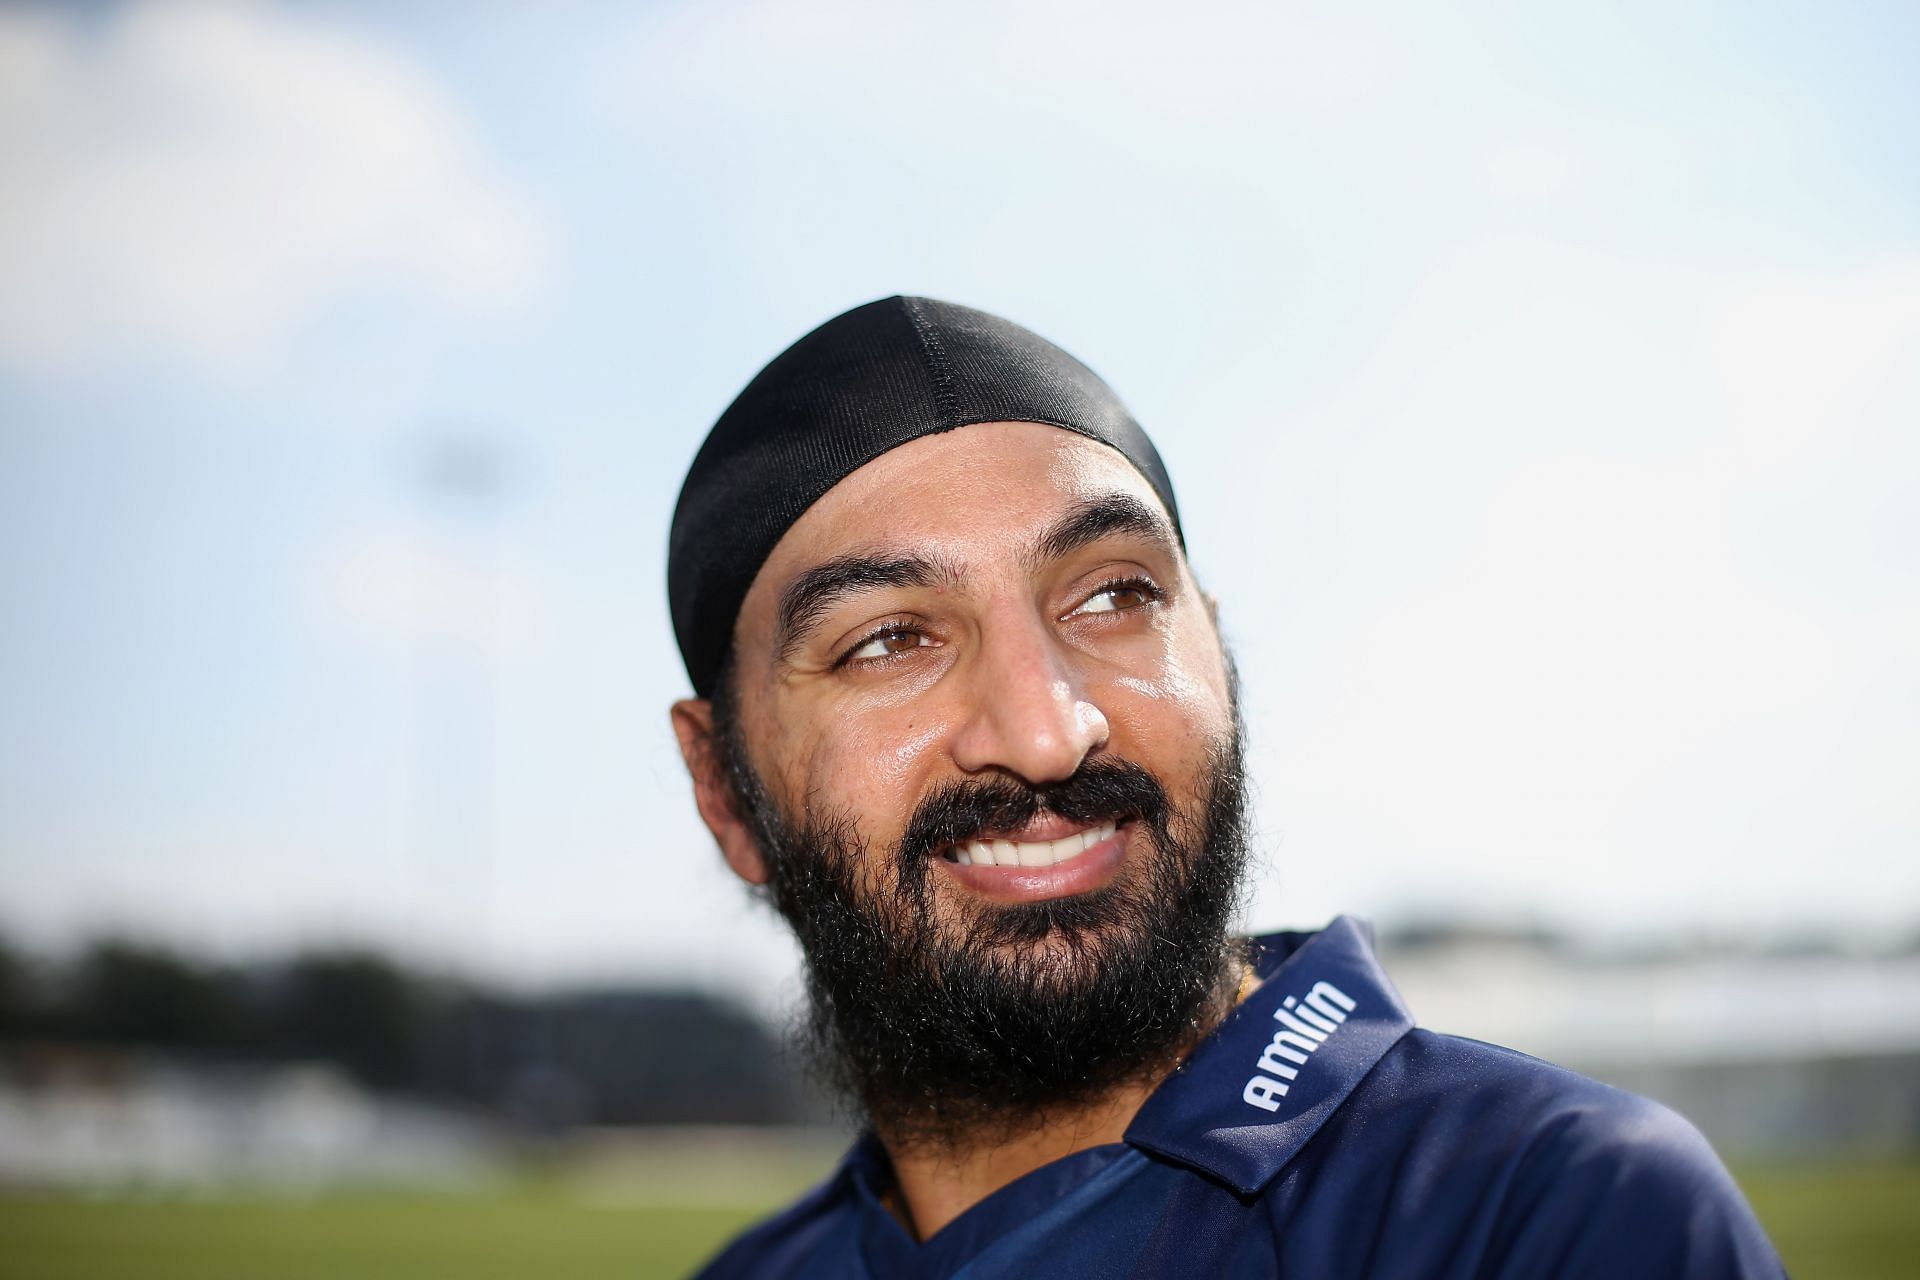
[879,1075,1163,1241]
[875,957,1256,1241]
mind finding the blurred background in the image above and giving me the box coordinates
[1,1,1915,1276]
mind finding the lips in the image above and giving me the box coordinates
[940,820,1119,869]
[935,819,1131,903]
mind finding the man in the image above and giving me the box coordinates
[668,297,1783,1278]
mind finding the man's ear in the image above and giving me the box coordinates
[670,698,770,886]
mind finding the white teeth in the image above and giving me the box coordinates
[950,822,1121,870]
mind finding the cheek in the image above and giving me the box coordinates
[784,703,956,831]
[1102,627,1232,756]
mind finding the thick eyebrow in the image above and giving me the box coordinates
[772,494,1176,663]
[1027,493,1180,570]
[773,553,959,661]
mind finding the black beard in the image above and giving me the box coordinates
[716,709,1253,1152]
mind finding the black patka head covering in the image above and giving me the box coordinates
[668,295,1182,697]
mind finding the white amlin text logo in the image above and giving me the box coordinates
[1241,981,1358,1113]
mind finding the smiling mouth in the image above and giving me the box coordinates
[939,820,1120,869]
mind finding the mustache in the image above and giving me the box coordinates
[895,757,1171,866]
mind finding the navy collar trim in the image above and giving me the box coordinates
[1124,915,1415,1196]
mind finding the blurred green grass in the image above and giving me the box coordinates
[0,1159,1913,1279]
[0,1188,758,1280]
[1734,1160,1920,1280]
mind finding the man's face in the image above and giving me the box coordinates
[677,421,1248,1140]
[728,422,1232,914]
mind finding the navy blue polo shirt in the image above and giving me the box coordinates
[695,917,1784,1278]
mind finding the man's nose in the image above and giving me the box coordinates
[949,608,1110,785]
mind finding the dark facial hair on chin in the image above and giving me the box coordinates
[717,711,1253,1153]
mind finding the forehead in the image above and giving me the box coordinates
[739,421,1173,619]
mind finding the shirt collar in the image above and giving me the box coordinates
[1124,915,1416,1195]
[845,1126,1137,1276]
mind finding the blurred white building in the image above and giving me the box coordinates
[1384,932,1920,1156]
[0,1049,497,1190]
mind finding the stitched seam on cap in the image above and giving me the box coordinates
[901,297,961,422]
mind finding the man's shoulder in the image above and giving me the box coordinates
[688,1161,858,1280]
[1357,1028,1733,1195]
[1315,1028,1784,1276]
[1379,1024,1668,1117]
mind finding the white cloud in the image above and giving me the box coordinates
[0,2,546,377]
[604,1,1404,125]
[593,0,1424,216]
[1711,257,1920,474]
[301,518,551,659]
[1231,244,1920,935]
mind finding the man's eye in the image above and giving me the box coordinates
[844,627,929,663]
[1077,580,1158,615]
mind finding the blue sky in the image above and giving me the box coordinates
[1,1,1915,998]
